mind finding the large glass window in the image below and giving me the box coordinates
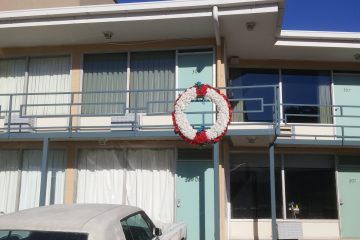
[284,154,337,219]
[130,51,175,114]
[230,154,282,219]
[82,53,128,115]
[282,70,332,123]
[228,69,279,122]
[0,150,66,214]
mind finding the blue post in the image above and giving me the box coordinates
[39,137,49,206]
[213,143,220,240]
[269,144,277,240]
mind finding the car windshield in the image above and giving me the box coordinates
[0,230,88,240]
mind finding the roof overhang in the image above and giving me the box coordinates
[0,0,359,63]
[0,0,279,48]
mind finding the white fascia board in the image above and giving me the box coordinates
[277,30,360,49]
[218,5,278,16]
[280,30,360,41]
[0,11,212,29]
[0,0,279,21]
[275,40,360,49]
[0,2,279,29]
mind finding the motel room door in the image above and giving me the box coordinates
[338,158,360,239]
[177,51,214,127]
[333,73,360,139]
[176,160,215,240]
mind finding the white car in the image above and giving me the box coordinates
[0,204,186,240]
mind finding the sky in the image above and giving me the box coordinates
[282,0,360,32]
[115,0,360,32]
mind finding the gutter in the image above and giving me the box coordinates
[212,6,221,46]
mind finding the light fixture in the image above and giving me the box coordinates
[246,21,256,31]
[246,136,257,144]
[103,31,114,40]
[354,53,360,61]
[229,56,240,65]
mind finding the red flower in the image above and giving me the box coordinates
[196,84,209,97]
[193,130,209,145]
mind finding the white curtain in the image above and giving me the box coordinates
[0,59,26,116]
[0,150,20,214]
[319,83,332,124]
[76,148,175,223]
[26,56,71,116]
[76,149,126,204]
[126,149,175,223]
[18,150,66,210]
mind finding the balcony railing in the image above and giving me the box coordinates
[0,85,359,142]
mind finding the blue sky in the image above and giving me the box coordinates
[116,0,360,32]
[282,0,360,32]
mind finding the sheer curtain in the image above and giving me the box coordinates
[82,53,128,115]
[126,149,175,223]
[18,150,66,210]
[76,148,175,223]
[76,149,126,204]
[0,59,26,116]
[130,51,175,114]
[0,150,20,214]
[319,83,332,124]
[26,56,71,116]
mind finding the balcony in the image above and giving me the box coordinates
[0,86,359,146]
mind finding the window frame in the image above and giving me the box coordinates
[228,151,339,221]
[120,211,156,240]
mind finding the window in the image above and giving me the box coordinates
[82,53,128,115]
[0,150,66,214]
[121,212,154,240]
[282,70,332,123]
[228,69,279,122]
[76,149,175,224]
[230,154,282,219]
[130,51,175,114]
[284,154,337,219]
[0,230,87,240]
[0,57,71,118]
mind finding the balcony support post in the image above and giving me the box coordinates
[39,137,49,206]
[214,143,220,240]
[269,143,278,240]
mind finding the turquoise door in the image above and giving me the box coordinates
[176,160,214,240]
[338,162,360,238]
[178,53,214,127]
[333,74,360,140]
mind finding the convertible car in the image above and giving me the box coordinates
[0,204,186,240]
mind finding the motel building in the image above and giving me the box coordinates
[0,0,360,240]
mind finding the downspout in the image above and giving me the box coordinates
[212,6,221,46]
[213,5,221,240]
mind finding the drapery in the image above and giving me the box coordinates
[82,53,128,115]
[126,149,175,223]
[76,148,175,223]
[0,59,26,116]
[130,51,175,114]
[318,82,332,124]
[18,150,66,210]
[76,149,127,204]
[0,151,20,214]
[26,56,71,116]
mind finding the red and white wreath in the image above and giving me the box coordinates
[172,83,232,145]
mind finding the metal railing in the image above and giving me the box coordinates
[0,85,359,142]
